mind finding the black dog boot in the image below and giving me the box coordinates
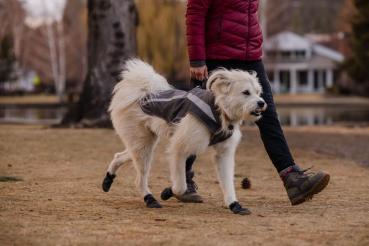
[280,165,330,205]
[229,201,251,215]
[144,194,162,208]
[161,187,174,200]
[102,172,116,192]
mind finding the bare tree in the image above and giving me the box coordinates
[266,0,345,36]
[0,0,25,83]
[21,0,67,101]
[61,0,137,127]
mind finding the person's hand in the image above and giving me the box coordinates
[190,65,208,81]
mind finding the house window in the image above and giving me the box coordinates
[267,70,274,82]
[279,70,290,92]
[295,50,306,59]
[322,70,327,87]
[281,51,292,60]
[267,51,277,59]
[297,71,308,86]
[314,70,319,89]
[333,69,338,83]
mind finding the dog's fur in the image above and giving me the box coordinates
[104,59,266,212]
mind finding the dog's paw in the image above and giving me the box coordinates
[160,187,174,201]
[102,172,116,192]
[144,194,162,208]
[229,201,251,215]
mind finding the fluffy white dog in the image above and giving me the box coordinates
[102,59,266,215]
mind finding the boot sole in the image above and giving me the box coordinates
[291,173,330,206]
[174,194,204,203]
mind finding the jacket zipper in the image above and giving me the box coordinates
[217,0,224,42]
[246,0,251,60]
[217,15,223,42]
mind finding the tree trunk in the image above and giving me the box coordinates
[61,0,137,127]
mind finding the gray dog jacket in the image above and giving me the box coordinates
[140,87,233,146]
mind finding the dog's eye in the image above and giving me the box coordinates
[242,90,250,96]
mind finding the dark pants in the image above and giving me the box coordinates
[186,60,295,173]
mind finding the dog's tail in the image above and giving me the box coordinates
[109,58,170,113]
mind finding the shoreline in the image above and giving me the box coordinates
[1,94,369,107]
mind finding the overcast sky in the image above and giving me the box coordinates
[19,0,67,28]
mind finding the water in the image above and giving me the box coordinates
[277,106,369,126]
[0,105,368,126]
[0,106,66,125]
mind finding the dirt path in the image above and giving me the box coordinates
[1,125,368,245]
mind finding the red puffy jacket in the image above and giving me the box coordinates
[186,0,263,65]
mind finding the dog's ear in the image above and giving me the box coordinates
[206,70,231,94]
[247,70,262,92]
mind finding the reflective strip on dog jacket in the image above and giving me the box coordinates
[140,87,233,145]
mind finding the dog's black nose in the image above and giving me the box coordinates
[257,101,265,108]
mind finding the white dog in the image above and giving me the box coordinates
[102,59,266,215]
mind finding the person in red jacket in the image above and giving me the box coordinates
[182,0,330,206]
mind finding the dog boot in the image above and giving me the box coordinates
[102,172,116,192]
[280,165,330,205]
[229,201,251,215]
[144,194,162,208]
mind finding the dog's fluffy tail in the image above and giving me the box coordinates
[109,59,170,113]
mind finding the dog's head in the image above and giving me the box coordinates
[206,68,267,122]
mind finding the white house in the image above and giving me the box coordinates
[264,31,344,94]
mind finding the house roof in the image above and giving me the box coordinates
[265,31,344,63]
[312,44,344,63]
[265,31,311,51]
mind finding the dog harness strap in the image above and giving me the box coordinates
[209,129,233,145]
[187,88,233,145]
[139,87,233,145]
[140,89,189,123]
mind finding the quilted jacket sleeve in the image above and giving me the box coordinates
[186,0,212,66]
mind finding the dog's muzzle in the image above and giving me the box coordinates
[250,101,267,117]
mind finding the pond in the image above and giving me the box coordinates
[1,105,369,127]
[0,106,66,125]
[277,106,369,126]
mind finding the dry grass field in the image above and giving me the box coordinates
[0,125,369,245]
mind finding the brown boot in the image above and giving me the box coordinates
[174,171,203,203]
[280,165,330,205]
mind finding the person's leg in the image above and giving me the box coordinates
[206,60,330,205]
[247,62,295,172]
[185,155,200,194]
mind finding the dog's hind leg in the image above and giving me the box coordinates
[166,115,210,202]
[130,134,162,208]
[107,150,131,175]
[102,150,132,192]
[160,150,188,202]
[169,150,188,197]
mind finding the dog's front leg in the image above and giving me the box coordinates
[165,116,209,201]
[214,129,251,215]
[215,148,236,205]
[169,148,188,196]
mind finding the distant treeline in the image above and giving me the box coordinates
[266,0,345,36]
